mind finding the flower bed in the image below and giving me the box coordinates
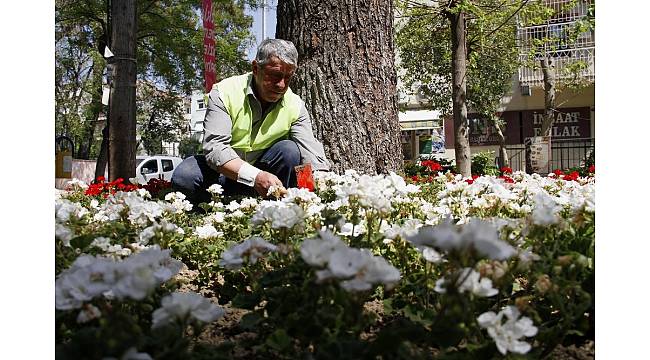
[55,170,594,359]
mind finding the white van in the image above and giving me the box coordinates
[135,155,183,184]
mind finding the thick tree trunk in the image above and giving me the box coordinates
[108,0,137,181]
[540,56,556,136]
[448,8,472,177]
[276,0,402,174]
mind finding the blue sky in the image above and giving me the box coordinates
[245,0,277,60]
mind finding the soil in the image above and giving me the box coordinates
[175,268,595,359]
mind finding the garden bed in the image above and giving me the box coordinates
[55,167,594,359]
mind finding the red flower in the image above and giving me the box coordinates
[465,175,479,184]
[411,175,420,183]
[552,169,563,177]
[588,164,595,173]
[500,166,513,174]
[421,160,443,172]
[296,164,315,191]
[563,171,580,181]
[499,175,514,183]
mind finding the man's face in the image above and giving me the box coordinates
[252,56,296,103]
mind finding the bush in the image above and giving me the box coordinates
[471,151,499,176]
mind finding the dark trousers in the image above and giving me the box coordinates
[171,140,301,205]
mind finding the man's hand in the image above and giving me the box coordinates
[254,171,285,197]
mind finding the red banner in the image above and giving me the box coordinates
[202,0,216,93]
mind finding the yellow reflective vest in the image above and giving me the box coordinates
[215,73,302,155]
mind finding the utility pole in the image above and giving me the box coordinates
[108,0,137,182]
[261,0,266,40]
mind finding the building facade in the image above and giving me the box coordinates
[400,0,595,171]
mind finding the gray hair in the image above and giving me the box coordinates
[255,39,298,67]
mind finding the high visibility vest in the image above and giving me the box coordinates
[215,73,302,155]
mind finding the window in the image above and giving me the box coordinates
[161,159,174,172]
[197,99,205,109]
[141,160,158,174]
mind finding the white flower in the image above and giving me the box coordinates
[408,217,515,260]
[328,247,368,278]
[239,197,259,210]
[421,247,443,263]
[531,190,563,225]
[229,209,245,218]
[301,231,401,292]
[459,219,516,260]
[55,246,183,307]
[55,199,89,223]
[194,224,223,239]
[90,199,100,209]
[435,268,498,297]
[102,346,153,360]
[338,222,366,237]
[91,237,112,251]
[138,219,184,245]
[67,178,89,190]
[219,237,278,270]
[225,200,241,212]
[477,305,538,355]
[300,230,347,267]
[56,224,74,246]
[77,304,102,323]
[152,292,225,329]
[251,201,306,229]
[207,183,224,195]
[382,219,422,240]
[164,192,193,213]
[284,187,320,204]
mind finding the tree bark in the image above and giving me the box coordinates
[540,56,556,136]
[276,0,402,174]
[448,6,472,177]
[108,0,137,182]
[491,116,509,169]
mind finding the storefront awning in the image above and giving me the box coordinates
[399,109,442,130]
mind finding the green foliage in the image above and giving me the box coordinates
[471,151,499,176]
[55,0,255,159]
[179,137,203,158]
[395,0,522,118]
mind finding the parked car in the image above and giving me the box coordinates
[135,155,183,184]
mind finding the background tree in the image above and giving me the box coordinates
[518,0,595,137]
[276,0,403,174]
[55,0,255,176]
[136,81,187,155]
[55,20,105,160]
[396,0,526,175]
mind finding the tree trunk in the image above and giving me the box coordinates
[540,56,556,136]
[276,0,402,174]
[95,124,109,180]
[448,7,472,177]
[108,0,137,182]
[491,115,509,169]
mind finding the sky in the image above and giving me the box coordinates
[245,0,277,60]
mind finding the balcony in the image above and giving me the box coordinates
[516,0,594,87]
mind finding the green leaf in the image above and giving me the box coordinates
[69,234,96,250]
[238,312,263,330]
[231,293,260,310]
[265,329,292,351]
